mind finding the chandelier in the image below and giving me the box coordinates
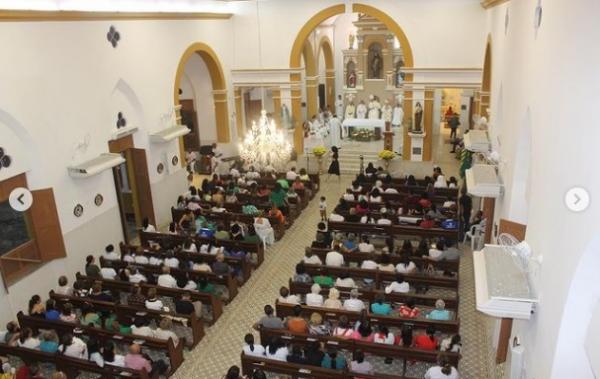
[239,110,292,171]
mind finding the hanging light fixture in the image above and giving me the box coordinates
[239,110,292,171]
[238,0,292,171]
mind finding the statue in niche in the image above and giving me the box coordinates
[346,60,356,88]
[348,34,355,49]
[382,99,393,123]
[413,102,423,132]
[280,104,292,129]
[395,58,405,87]
[392,95,404,127]
[368,43,383,79]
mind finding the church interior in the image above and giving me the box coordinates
[0,1,598,378]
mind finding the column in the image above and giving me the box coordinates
[213,89,230,143]
[272,88,282,127]
[305,75,319,118]
[290,73,304,153]
[234,88,244,140]
[423,89,434,161]
[402,90,413,160]
[325,69,336,110]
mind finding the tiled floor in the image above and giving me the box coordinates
[173,128,492,379]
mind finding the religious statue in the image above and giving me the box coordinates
[392,99,404,127]
[280,104,292,129]
[367,95,381,119]
[356,100,367,119]
[371,52,382,79]
[413,102,424,132]
[348,34,355,50]
[347,70,356,88]
[395,59,405,87]
[382,99,393,123]
[345,101,356,120]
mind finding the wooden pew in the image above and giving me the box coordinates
[241,353,409,379]
[259,328,460,375]
[275,301,459,334]
[327,221,460,241]
[16,311,184,376]
[0,343,156,379]
[301,264,458,291]
[171,207,286,241]
[99,257,239,302]
[49,291,205,348]
[288,279,459,310]
[119,243,252,285]
[139,231,265,267]
[306,247,460,274]
[76,272,223,325]
[349,184,458,199]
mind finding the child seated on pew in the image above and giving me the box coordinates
[426,300,451,321]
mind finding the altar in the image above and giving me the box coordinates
[342,118,385,142]
[342,118,386,129]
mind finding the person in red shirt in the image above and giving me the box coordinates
[286,305,308,334]
[414,326,438,350]
[16,363,43,379]
[420,215,435,229]
[418,193,432,209]
[269,204,285,225]
[398,298,420,318]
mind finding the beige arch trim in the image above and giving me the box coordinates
[173,42,230,150]
[317,35,334,71]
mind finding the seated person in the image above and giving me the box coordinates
[214,225,231,240]
[157,266,178,288]
[268,204,286,225]
[243,333,266,357]
[358,236,375,253]
[399,298,420,318]
[315,222,332,247]
[414,326,438,350]
[88,283,114,302]
[321,347,347,370]
[286,167,298,180]
[427,204,445,220]
[377,212,392,225]
[323,288,342,309]
[335,272,356,288]
[378,254,395,272]
[278,286,301,304]
[285,305,309,333]
[253,305,284,330]
[420,214,436,229]
[303,250,323,265]
[370,294,392,315]
[385,274,410,294]
[124,343,152,372]
[396,255,417,274]
[144,288,164,311]
[305,283,324,306]
[427,299,451,320]
[342,189,355,201]
[346,207,361,223]
[343,289,364,312]
[340,233,358,253]
[293,263,313,284]
[325,245,345,266]
[313,273,334,287]
[154,318,179,345]
[103,244,120,261]
[197,276,215,294]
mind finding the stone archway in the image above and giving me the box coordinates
[479,35,492,118]
[302,39,319,120]
[288,3,414,153]
[173,42,230,158]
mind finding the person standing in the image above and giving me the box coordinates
[448,112,460,141]
[327,146,340,180]
[459,190,473,233]
[329,114,342,147]
[335,95,344,121]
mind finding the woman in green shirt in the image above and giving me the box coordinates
[244,225,261,244]
[197,276,215,294]
[269,183,288,214]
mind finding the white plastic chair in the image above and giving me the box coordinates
[463,224,484,250]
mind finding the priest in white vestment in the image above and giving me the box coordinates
[356,100,367,119]
[368,95,381,119]
[382,99,393,123]
[335,95,344,121]
[392,101,404,127]
[329,115,342,147]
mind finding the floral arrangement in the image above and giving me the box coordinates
[378,150,396,160]
[350,129,376,142]
[312,146,327,157]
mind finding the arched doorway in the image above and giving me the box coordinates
[317,36,335,111]
[479,35,492,119]
[173,42,230,158]
[289,3,414,153]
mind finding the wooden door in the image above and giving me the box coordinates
[318,84,326,110]
[129,149,156,227]
[498,219,527,241]
[180,99,200,151]
[30,188,66,261]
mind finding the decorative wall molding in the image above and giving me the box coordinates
[481,0,510,9]
[0,10,232,22]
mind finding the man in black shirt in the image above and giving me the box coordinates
[175,292,195,315]
[459,192,473,231]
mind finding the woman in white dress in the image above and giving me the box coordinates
[254,214,275,246]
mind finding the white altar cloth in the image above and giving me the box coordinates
[342,118,386,129]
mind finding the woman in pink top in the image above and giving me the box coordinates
[351,322,374,342]
[332,316,354,339]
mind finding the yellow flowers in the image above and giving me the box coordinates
[312,146,327,156]
[378,150,396,160]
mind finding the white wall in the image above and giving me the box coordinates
[483,1,600,378]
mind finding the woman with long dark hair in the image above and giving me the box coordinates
[424,353,460,379]
[327,146,340,180]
